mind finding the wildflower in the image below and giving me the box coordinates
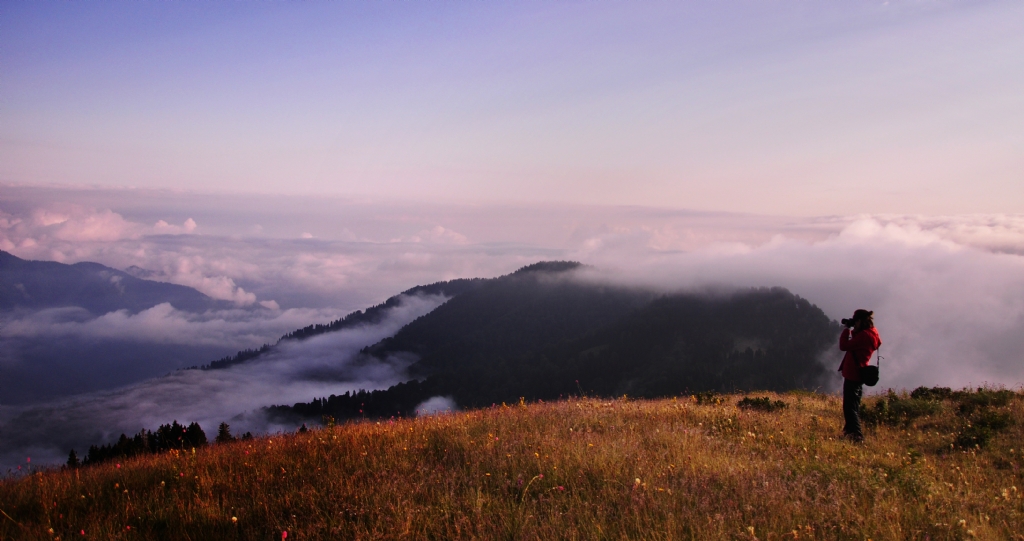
[283,532,288,539]
[232,517,238,523]
[557,486,565,491]
[116,463,121,469]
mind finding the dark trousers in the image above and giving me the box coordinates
[842,379,864,441]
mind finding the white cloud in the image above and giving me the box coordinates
[415,396,457,416]
[0,293,448,469]
[153,217,197,235]
[391,226,469,244]
[0,203,201,251]
[0,304,340,348]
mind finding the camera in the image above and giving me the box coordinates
[841,318,855,327]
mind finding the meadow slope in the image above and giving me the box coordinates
[1,391,1022,540]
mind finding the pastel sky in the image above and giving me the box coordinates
[3,1,1022,215]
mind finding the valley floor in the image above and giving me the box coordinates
[1,391,1022,540]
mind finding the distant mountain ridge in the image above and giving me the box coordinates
[0,250,228,314]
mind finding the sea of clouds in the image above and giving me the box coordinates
[1,185,1023,470]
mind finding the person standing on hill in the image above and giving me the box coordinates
[838,309,882,442]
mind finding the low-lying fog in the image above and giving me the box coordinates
[0,293,446,470]
[2,186,1023,470]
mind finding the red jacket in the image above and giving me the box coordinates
[838,327,881,381]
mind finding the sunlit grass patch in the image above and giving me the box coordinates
[2,390,1022,540]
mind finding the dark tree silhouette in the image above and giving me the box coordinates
[215,422,235,444]
[80,421,208,466]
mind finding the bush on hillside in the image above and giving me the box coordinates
[694,391,721,405]
[861,390,940,427]
[864,387,1019,450]
[737,396,787,412]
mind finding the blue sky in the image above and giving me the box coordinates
[2,1,1022,214]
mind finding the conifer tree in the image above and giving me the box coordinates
[66,449,80,468]
[216,422,235,443]
[185,422,207,447]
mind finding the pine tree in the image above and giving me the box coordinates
[66,449,80,468]
[216,422,235,444]
[184,422,208,447]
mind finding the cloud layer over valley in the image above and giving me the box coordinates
[0,293,446,471]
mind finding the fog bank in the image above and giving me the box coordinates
[0,294,446,471]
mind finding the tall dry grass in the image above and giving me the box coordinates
[1,391,1021,540]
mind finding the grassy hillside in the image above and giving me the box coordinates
[2,390,1022,540]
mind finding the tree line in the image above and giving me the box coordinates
[67,421,253,468]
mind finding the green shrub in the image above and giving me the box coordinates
[737,396,787,412]
[909,386,953,401]
[694,391,722,405]
[955,388,1015,414]
[861,390,940,426]
[955,409,1013,449]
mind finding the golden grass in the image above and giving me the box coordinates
[1,392,1022,540]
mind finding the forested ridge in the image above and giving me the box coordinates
[202,277,483,369]
[268,262,841,423]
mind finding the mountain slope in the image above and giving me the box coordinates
[271,263,841,421]
[366,262,655,378]
[203,276,484,369]
[0,250,227,314]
